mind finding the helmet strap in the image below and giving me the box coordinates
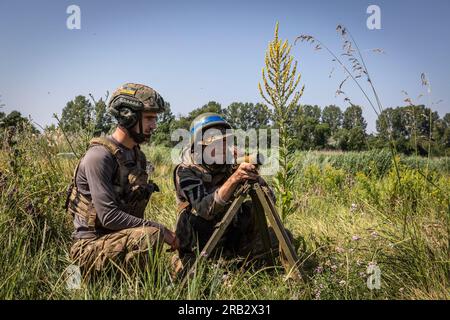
[129,111,150,144]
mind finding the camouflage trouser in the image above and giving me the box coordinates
[172,200,294,277]
[70,226,164,276]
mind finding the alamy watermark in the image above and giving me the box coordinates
[170,128,280,176]
[66,5,81,30]
[66,264,81,290]
[366,263,381,290]
[367,5,381,30]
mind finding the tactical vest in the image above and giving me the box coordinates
[173,148,233,216]
[65,137,156,234]
[173,151,235,254]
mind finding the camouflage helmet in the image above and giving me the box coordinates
[190,112,232,146]
[108,83,165,128]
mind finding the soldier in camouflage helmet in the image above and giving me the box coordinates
[67,83,179,277]
[172,113,293,277]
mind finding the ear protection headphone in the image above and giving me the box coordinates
[109,96,144,129]
[117,107,140,129]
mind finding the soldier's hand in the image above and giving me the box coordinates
[231,162,259,184]
[163,228,180,251]
[217,163,260,204]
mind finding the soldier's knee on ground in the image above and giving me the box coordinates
[141,226,165,248]
[70,227,166,277]
[70,238,108,277]
[124,226,164,262]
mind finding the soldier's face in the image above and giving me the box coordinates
[208,140,223,159]
[141,111,158,132]
[204,138,235,165]
[132,111,157,141]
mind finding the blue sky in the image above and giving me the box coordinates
[0,0,449,133]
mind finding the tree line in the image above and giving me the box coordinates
[151,100,450,156]
[1,95,449,156]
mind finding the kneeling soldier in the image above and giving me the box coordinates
[172,113,293,276]
[67,83,179,276]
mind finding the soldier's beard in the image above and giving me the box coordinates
[128,115,153,144]
[129,128,151,144]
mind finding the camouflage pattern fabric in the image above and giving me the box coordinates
[109,83,165,113]
[66,136,158,238]
[70,226,163,276]
[172,148,294,275]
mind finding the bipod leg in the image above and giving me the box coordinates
[249,186,275,266]
[180,183,250,288]
[253,183,302,281]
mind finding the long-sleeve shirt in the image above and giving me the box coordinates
[72,136,164,239]
[174,163,231,221]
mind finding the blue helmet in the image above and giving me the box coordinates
[189,112,232,146]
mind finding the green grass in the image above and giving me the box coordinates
[0,131,449,300]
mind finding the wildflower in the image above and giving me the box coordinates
[370,231,378,238]
[335,246,345,253]
[352,235,361,241]
[314,289,321,300]
[339,280,346,286]
[313,284,323,300]
[315,266,324,274]
[350,203,357,213]
[330,265,338,272]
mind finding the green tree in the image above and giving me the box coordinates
[335,128,349,150]
[343,105,367,130]
[314,123,331,149]
[93,98,113,136]
[408,105,440,156]
[292,105,324,150]
[322,105,343,134]
[376,107,403,140]
[375,107,409,152]
[175,101,223,131]
[376,105,443,156]
[0,110,38,135]
[342,105,367,151]
[322,105,342,148]
[59,95,94,133]
[151,102,176,147]
[224,102,271,130]
[442,113,450,152]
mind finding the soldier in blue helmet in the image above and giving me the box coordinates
[171,112,293,277]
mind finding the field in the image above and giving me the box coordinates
[0,131,449,300]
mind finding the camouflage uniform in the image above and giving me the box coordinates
[67,136,164,275]
[70,226,163,275]
[173,147,287,273]
[66,83,166,276]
